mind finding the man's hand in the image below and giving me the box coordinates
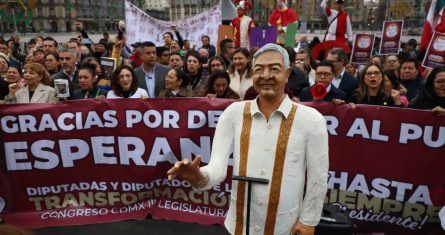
[290,221,315,235]
[167,155,205,188]
[432,106,445,117]
[170,24,177,31]
[331,98,345,105]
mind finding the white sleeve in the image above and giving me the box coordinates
[198,103,236,190]
[320,0,328,13]
[347,15,353,42]
[299,110,329,226]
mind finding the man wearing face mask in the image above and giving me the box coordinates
[198,48,210,75]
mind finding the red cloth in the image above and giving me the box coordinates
[268,7,298,27]
[231,14,254,47]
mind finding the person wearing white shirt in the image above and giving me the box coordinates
[107,65,148,99]
[168,43,328,235]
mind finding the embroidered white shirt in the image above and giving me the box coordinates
[200,96,329,235]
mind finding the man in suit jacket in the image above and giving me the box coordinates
[134,41,169,98]
[300,60,346,102]
[326,48,358,102]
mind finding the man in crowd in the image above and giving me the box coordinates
[299,60,346,102]
[66,39,87,68]
[200,35,216,58]
[168,52,183,70]
[134,41,169,98]
[296,48,316,85]
[326,48,357,101]
[219,38,235,67]
[43,37,59,54]
[168,43,328,235]
[320,0,353,44]
[51,47,79,98]
[399,58,425,101]
[156,46,170,66]
[384,55,400,71]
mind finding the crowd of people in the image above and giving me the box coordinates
[0,19,444,116]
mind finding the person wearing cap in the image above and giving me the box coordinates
[168,43,328,235]
[129,42,143,68]
[269,0,299,31]
[404,38,418,60]
[231,0,255,48]
[320,0,353,44]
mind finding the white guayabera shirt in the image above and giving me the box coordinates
[199,96,329,235]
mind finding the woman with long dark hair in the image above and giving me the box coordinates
[351,63,401,106]
[410,67,445,116]
[107,65,148,99]
[205,70,240,100]
[184,50,207,96]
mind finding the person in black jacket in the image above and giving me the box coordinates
[351,63,401,107]
[410,67,445,116]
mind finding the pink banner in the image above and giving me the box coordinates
[422,31,445,69]
[379,21,403,55]
[351,34,375,65]
[0,99,444,234]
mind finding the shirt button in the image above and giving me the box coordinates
[264,147,270,152]
[254,225,261,232]
[256,199,263,205]
[267,124,272,129]
[260,170,266,176]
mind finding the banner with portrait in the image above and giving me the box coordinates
[422,31,445,69]
[351,33,375,64]
[379,21,403,55]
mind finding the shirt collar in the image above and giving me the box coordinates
[336,68,345,79]
[250,95,294,119]
[142,64,156,74]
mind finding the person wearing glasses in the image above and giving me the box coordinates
[326,48,358,102]
[410,67,445,116]
[351,63,401,107]
[208,56,227,74]
[299,60,346,103]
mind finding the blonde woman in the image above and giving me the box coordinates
[5,63,56,103]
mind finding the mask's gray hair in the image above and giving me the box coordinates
[253,43,290,69]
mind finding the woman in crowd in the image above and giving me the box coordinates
[184,50,207,96]
[410,67,445,116]
[44,52,61,75]
[345,62,357,77]
[107,65,148,99]
[384,69,408,107]
[351,63,401,106]
[208,56,226,74]
[5,64,23,84]
[72,63,107,100]
[205,70,240,100]
[158,68,194,98]
[4,63,56,103]
[81,57,111,92]
[228,47,252,99]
